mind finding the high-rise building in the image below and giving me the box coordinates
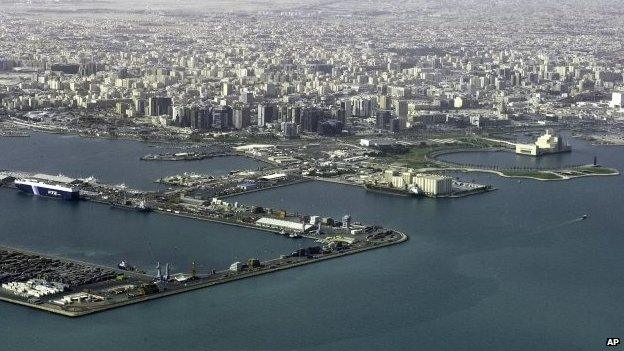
[318,120,343,136]
[147,97,172,116]
[378,95,391,110]
[133,98,145,116]
[239,90,254,105]
[339,99,352,117]
[222,82,233,96]
[281,121,299,139]
[257,103,276,126]
[610,92,623,109]
[212,105,232,130]
[189,106,201,130]
[351,96,373,117]
[198,107,212,129]
[232,107,250,129]
[389,117,401,133]
[393,100,408,118]
[288,105,302,124]
[265,83,276,97]
[376,110,392,130]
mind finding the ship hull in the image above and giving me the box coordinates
[364,184,419,197]
[15,181,79,201]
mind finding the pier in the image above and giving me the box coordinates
[0,170,409,317]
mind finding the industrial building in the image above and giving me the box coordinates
[378,168,454,196]
[255,217,313,233]
[258,173,288,181]
[412,174,453,196]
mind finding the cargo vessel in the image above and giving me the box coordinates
[364,183,421,197]
[110,199,152,212]
[140,152,209,161]
[14,179,80,200]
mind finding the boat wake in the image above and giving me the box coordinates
[521,216,587,238]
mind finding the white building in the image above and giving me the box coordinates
[515,129,571,156]
[412,174,452,196]
[391,175,405,189]
[610,92,623,109]
[359,138,396,147]
[255,217,313,232]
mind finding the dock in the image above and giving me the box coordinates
[0,170,409,317]
[0,233,407,317]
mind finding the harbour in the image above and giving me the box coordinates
[1,131,623,350]
[4,1,624,348]
[0,223,406,317]
[0,168,407,317]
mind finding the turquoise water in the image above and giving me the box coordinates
[1,133,623,350]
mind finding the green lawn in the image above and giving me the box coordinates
[501,170,563,180]
[576,166,619,175]
[380,145,450,168]
[375,135,512,169]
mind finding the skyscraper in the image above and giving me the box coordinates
[257,103,275,127]
[147,97,172,117]
[212,105,232,130]
[233,107,250,129]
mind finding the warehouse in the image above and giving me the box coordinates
[259,173,287,181]
[32,173,78,184]
[255,217,313,233]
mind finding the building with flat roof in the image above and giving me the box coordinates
[515,129,571,156]
[412,174,452,196]
[32,173,77,184]
[360,138,396,147]
[255,217,313,232]
[610,92,623,109]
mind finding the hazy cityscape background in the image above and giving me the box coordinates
[1,0,623,350]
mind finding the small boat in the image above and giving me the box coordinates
[111,199,152,212]
[580,214,588,220]
[118,261,135,271]
[135,200,152,212]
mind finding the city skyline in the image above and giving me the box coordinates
[0,1,622,350]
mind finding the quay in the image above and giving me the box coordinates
[306,175,494,199]
[140,151,235,161]
[0,170,409,317]
[0,228,407,318]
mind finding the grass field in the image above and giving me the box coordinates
[576,166,619,175]
[381,145,451,168]
[378,136,503,169]
[500,170,563,180]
